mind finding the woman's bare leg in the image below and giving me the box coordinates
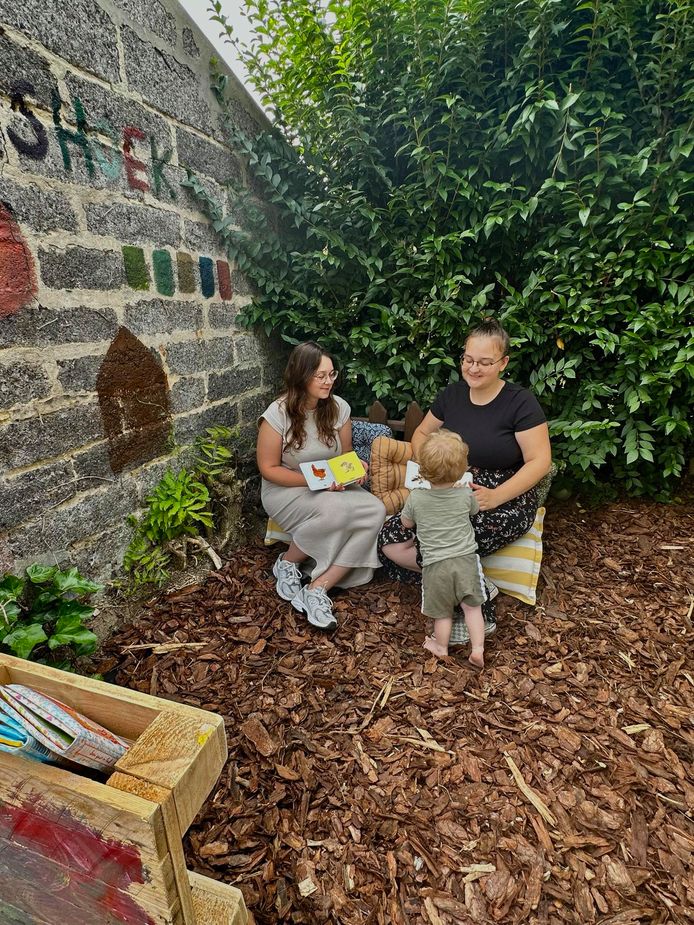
[309,564,351,592]
[283,541,308,564]
[382,538,421,572]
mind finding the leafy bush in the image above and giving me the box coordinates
[199,0,693,497]
[0,565,100,662]
[124,426,241,588]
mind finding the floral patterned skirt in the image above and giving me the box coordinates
[377,466,539,627]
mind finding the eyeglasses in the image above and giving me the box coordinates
[460,354,506,369]
[312,370,339,383]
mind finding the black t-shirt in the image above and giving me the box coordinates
[430,381,546,470]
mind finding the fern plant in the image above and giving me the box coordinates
[123,427,243,590]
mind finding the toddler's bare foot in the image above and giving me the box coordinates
[423,635,449,658]
[468,647,485,669]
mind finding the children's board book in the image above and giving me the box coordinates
[0,709,53,763]
[405,460,473,491]
[300,451,366,490]
[0,684,129,771]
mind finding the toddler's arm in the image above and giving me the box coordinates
[401,496,416,530]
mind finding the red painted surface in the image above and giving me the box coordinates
[0,204,37,318]
[123,127,150,193]
[0,797,155,925]
[216,260,233,300]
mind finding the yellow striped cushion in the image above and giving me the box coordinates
[264,518,291,545]
[481,507,545,605]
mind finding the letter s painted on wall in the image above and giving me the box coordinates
[7,80,49,160]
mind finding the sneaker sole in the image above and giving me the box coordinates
[290,595,337,631]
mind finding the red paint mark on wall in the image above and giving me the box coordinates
[0,204,37,318]
[216,259,233,300]
[0,797,155,924]
[123,126,150,193]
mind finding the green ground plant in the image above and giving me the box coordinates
[0,565,101,663]
[197,0,693,497]
[124,425,244,589]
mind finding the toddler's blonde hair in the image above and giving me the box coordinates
[418,429,469,485]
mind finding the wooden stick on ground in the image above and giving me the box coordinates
[504,753,557,827]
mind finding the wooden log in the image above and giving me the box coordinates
[188,871,253,925]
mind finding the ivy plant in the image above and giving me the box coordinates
[0,565,101,663]
[196,0,693,498]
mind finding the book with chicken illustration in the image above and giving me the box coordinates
[300,451,366,490]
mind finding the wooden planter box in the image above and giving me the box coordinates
[0,654,252,925]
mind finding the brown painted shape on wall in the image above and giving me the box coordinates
[97,327,171,473]
[0,203,37,318]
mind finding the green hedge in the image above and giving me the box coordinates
[198,0,693,497]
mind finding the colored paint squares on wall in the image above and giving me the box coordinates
[216,260,232,300]
[199,256,215,298]
[152,249,174,296]
[121,246,150,292]
[177,252,196,293]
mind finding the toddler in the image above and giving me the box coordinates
[400,429,486,667]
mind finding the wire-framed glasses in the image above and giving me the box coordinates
[312,370,339,383]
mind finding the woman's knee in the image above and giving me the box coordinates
[382,539,414,562]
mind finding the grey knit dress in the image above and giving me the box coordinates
[260,396,386,588]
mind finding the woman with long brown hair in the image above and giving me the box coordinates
[257,342,386,630]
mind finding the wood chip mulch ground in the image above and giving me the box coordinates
[98,496,693,925]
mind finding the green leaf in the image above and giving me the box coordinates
[0,575,25,600]
[48,613,98,655]
[52,568,102,596]
[2,623,48,660]
[26,564,58,585]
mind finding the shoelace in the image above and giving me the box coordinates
[306,585,331,610]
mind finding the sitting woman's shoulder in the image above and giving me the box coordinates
[333,394,351,418]
[259,396,288,433]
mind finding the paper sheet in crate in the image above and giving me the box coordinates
[0,684,129,771]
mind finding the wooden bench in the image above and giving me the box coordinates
[354,400,425,443]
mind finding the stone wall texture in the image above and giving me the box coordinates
[0,0,278,580]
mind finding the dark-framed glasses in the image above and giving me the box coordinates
[460,354,506,369]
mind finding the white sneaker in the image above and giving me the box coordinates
[485,577,499,601]
[449,619,497,647]
[272,553,302,601]
[291,584,337,631]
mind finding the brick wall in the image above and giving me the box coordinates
[0,0,280,580]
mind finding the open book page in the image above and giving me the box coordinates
[0,685,129,771]
[300,451,365,491]
[405,460,473,491]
